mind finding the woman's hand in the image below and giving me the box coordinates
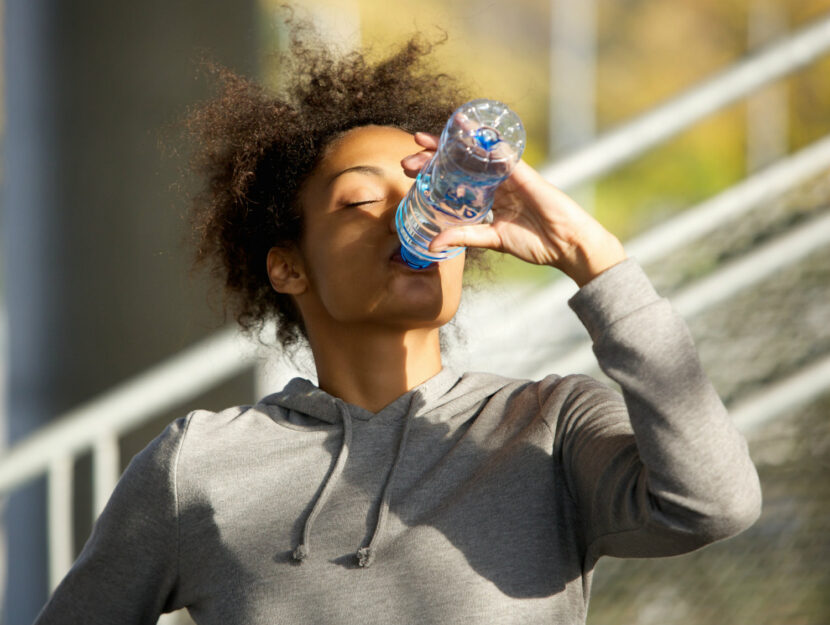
[401,132,627,287]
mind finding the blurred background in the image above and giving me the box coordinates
[1,0,829,623]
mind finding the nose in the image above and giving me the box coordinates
[388,180,410,235]
[387,198,399,234]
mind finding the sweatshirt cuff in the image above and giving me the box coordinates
[567,258,661,342]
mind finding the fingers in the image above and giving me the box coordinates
[401,152,431,178]
[453,112,478,133]
[401,132,439,178]
[414,131,439,149]
[430,224,502,253]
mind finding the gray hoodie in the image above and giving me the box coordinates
[34,259,762,625]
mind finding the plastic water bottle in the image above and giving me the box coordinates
[395,98,526,269]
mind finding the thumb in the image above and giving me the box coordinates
[430,224,502,253]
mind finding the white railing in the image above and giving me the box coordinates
[0,328,259,590]
[464,131,830,374]
[729,353,830,434]
[520,208,830,379]
[541,11,830,187]
[1,9,830,610]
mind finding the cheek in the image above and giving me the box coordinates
[304,216,362,270]
[308,255,368,316]
[302,224,384,318]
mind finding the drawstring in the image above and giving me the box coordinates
[292,402,353,563]
[292,395,418,568]
[356,395,416,568]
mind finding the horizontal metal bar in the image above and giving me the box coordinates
[730,353,830,435]
[625,134,830,264]
[470,134,830,361]
[0,327,256,496]
[526,209,830,379]
[540,12,830,189]
[671,210,830,317]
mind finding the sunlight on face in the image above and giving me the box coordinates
[295,125,466,333]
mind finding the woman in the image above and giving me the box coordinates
[35,23,762,625]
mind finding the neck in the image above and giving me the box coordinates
[306,322,443,414]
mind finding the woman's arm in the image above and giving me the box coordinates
[33,418,189,625]
[546,259,762,557]
[404,137,761,556]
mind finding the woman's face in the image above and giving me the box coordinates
[295,125,466,332]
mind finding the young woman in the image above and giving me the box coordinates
[35,25,762,625]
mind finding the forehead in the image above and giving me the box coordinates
[317,125,419,174]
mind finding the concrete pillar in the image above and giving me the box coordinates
[2,2,258,622]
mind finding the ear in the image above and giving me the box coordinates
[266,246,308,295]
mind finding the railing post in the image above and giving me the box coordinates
[549,0,597,211]
[47,456,73,591]
[747,0,789,172]
[92,434,120,518]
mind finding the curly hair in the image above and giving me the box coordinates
[185,15,476,348]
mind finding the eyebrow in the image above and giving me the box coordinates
[327,165,386,187]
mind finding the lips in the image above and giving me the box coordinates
[389,246,436,271]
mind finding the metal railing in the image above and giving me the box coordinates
[478,131,830,337]
[1,9,830,611]
[520,208,830,381]
[0,328,258,589]
[473,134,830,375]
[541,11,830,187]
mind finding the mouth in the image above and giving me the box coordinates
[390,246,436,271]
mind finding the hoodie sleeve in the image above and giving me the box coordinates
[33,416,190,625]
[546,258,761,559]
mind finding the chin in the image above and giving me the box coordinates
[373,297,456,329]
[405,303,461,329]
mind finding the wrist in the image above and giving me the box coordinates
[562,234,627,287]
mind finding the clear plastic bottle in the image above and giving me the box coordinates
[395,98,526,269]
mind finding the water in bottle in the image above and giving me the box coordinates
[395,99,526,270]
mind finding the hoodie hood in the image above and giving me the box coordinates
[261,367,510,567]
[269,367,509,426]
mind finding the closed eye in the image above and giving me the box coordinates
[344,199,382,208]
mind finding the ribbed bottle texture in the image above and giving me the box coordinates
[396,99,526,269]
